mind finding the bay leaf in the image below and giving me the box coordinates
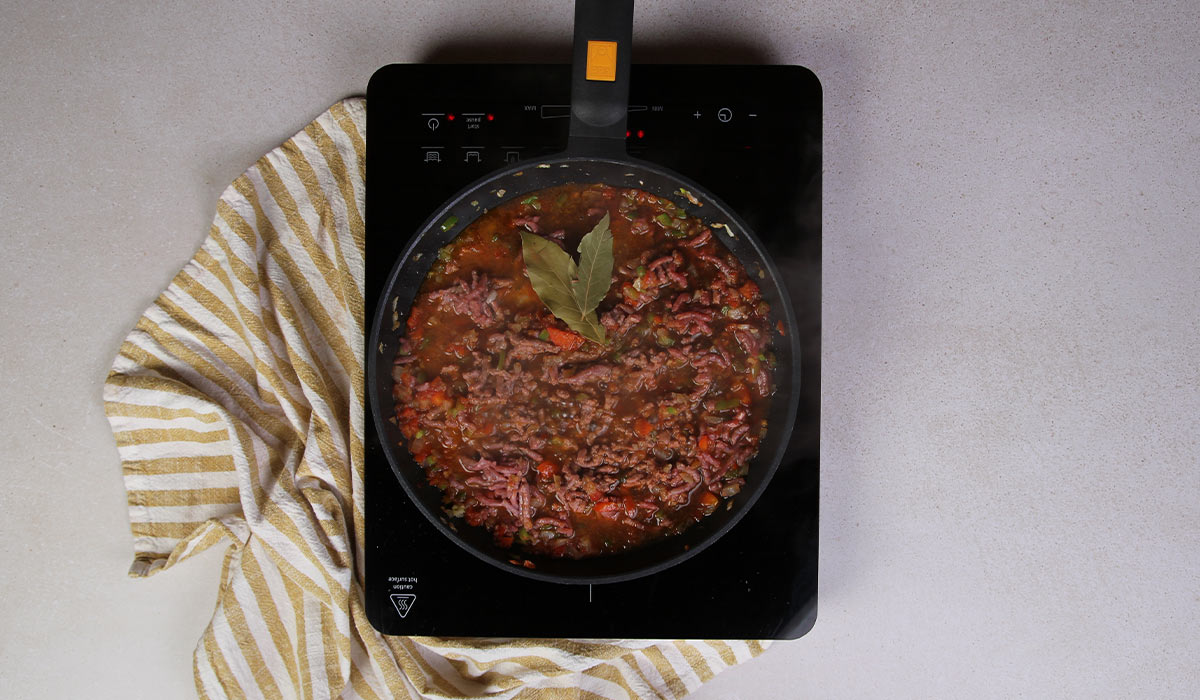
[521,231,580,316]
[573,213,614,314]
[566,310,607,343]
[520,227,611,345]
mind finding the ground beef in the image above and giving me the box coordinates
[392,183,775,559]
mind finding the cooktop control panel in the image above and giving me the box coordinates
[409,96,771,172]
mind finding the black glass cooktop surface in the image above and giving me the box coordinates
[364,64,820,638]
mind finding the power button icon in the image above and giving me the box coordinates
[717,107,733,123]
[427,117,440,131]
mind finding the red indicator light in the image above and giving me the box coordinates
[447,113,456,121]
[626,130,631,138]
[637,129,645,139]
[486,114,495,121]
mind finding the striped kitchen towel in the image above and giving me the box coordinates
[102,98,767,699]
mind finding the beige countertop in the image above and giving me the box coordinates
[2,1,1197,697]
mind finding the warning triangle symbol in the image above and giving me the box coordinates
[390,593,417,618]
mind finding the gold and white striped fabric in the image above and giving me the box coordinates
[103,98,767,699]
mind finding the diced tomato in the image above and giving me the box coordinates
[546,327,585,351]
[596,499,622,519]
[623,494,638,517]
[398,407,420,438]
[738,281,760,301]
[414,377,450,409]
[406,307,426,331]
[698,434,711,452]
[536,461,558,478]
[495,533,514,548]
[634,418,654,437]
[698,491,719,508]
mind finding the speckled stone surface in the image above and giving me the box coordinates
[1,1,1196,697]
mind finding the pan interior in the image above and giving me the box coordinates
[367,156,801,583]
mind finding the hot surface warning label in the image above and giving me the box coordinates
[390,593,416,618]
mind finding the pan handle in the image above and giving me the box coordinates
[567,0,634,158]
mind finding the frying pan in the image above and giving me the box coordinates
[367,0,801,584]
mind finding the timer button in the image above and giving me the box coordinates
[717,107,733,123]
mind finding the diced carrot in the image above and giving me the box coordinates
[535,461,558,478]
[698,491,719,508]
[546,327,585,351]
[738,281,760,301]
[634,418,654,437]
[495,533,514,548]
[698,434,711,452]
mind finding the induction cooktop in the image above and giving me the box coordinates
[364,64,820,638]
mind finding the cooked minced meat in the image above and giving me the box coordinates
[392,183,775,559]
